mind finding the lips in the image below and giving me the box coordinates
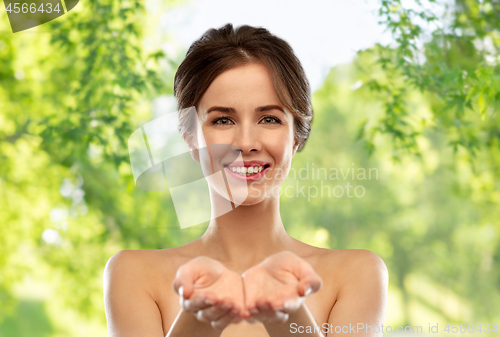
[222,160,272,181]
[223,160,271,168]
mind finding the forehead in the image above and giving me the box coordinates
[198,63,282,111]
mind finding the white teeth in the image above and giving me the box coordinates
[226,165,267,176]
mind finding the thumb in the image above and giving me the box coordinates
[172,267,195,299]
[297,276,322,297]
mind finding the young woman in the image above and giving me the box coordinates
[104,24,388,337]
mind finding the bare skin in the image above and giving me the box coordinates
[104,63,388,336]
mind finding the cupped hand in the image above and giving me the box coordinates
[172,256,249,330]
[241,251,323,324]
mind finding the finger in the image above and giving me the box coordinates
[201,290,219,305]
[220,293,246,318]
[268,297,286,311]
[239,305,251,319]
[172,267,195,299]
[293,259,323,295]
[245,292,265,313]
[248,304,269,323]
[255,302,289,324]
[245,294,264,314]
[211,309,240,330]
[245,300,257,314]
[197,300,232,322]
[245,317,259,324]
[182,295,213,313]
[253,301,273,322]
[297,275,322,297]
[219,298,241,314]
[269,311,289,324]
[281,296,305,314]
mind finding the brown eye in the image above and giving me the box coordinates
[260,115,282,124]
[212,117,234,125]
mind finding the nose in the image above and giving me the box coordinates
[234,123,261,154]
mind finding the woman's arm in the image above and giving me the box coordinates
[104,251,228,337]
[263,303,325,337]
[103,250,165,337]
[166,309,223,337]
[324,250,388,337]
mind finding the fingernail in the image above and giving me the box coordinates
[250,309,259,315]
[305,286,312,296]
[205,298,215,305]
[284,300,294,310]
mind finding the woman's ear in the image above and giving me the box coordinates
[182,132,200,162]
[292,139,300,157]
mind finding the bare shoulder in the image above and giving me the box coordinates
[105,249,157,275]
[104,247,195,292]
[103,250,166,336]
[293,243,388,285]
[320,248,388,281]
[318,249,389,329]
[104,249,170,280]
[103,247,196,336]
[325,248,387,270]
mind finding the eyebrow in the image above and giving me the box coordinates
[205,105,285,114]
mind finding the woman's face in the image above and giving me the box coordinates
[193,62,299,205]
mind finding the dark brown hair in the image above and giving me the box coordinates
[174,23,313,152]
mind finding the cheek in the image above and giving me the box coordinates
[278,128,296,154]
[269,132,295,165]
[200,125,227,144]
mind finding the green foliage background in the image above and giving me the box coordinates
[0,0,499,335]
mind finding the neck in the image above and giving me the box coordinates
[198,189,292,272]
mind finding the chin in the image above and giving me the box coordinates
[236,187,278,206]
[237,196,266,206]
[210,181,280,207]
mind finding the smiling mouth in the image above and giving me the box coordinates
[223,164,271,176]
